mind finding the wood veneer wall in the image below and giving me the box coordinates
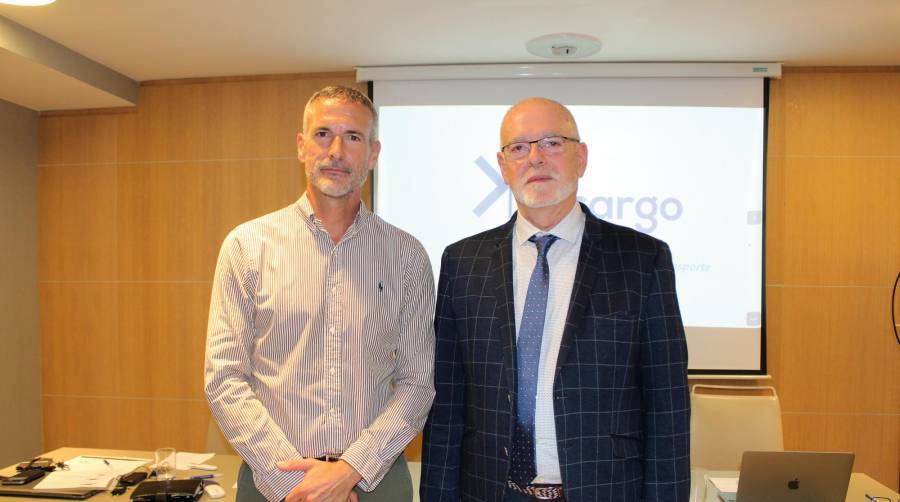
[38,69,899,488]
[764,68,900,489]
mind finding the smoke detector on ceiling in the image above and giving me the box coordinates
[526,33,602,59]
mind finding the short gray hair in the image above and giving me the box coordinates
[302,85,378,142]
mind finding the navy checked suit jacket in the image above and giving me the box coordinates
[421,204,690,502]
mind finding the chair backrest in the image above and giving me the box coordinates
[690,384,783,470]
[206,417,237,455]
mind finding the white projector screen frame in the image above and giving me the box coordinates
[365,72,768,376]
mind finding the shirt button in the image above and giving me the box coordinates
[329,367,336,375]
[329,327,335,334]
[329,408,336,414]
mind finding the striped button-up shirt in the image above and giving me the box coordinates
[204,193,435,501]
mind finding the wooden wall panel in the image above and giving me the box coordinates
[766,157,900,285]
[38,164,117,280]
[43,396,211,452]
[406,436,422,461]
[776,71,900,157]
[117,282,212,399]
[765,69,900,490]
[38,114,118,165]
[43,396,128,450]
[40,283,119,396]
[116,159,302,281]
[117,399,211,452]
[117,76,363,162]
[767,286,900,415]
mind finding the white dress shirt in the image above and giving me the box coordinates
[512,202,585,484]
[205,193,435,501]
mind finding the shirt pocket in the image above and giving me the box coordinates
[360,278,403,368]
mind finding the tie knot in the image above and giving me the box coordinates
[528,234,558,258]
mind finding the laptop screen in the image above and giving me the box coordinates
[736,451,854,502]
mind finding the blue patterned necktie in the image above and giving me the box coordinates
[509,233,558,485]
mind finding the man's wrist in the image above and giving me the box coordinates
[337,460,363,486]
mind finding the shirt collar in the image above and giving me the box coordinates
[514,202,585,247]
[294,191,372,237]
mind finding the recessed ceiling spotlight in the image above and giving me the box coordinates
[0,0,55,5]
[526,33,602,59]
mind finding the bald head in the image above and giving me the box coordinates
[500,97,580,147]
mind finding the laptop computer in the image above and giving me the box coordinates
[0,478,101,499]
[729,451,855,502]
[0,487,100,499]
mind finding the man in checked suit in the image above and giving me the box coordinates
[420,98,690,502]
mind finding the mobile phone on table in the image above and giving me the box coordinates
[2,469,45,485]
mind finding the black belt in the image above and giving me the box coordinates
[507,480,565,500]
[314,454,342,462]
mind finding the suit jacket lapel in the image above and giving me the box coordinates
[487,215,518,395]
[555,204,604,376]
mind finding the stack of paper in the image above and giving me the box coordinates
[174,452,215,470]
[34,455,150,490]
[709,477,739,493]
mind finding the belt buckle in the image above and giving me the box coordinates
[316,452,342,462]
[507,480,564,500]
[532,485,563,500]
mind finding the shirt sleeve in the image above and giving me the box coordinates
[203,231,305,502]
[341,240,436,491]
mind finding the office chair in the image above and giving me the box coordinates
[690,384,784,471]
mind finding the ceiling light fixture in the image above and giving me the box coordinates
[0,0,56,5]
[526,33,602,59]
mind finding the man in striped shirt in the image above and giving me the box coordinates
[205,86,435,502]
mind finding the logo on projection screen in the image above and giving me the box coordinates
[472,155,684,234]
[473,156,507,217]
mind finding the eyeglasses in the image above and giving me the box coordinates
[501,135,580,160]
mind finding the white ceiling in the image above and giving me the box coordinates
[2,0,899,110]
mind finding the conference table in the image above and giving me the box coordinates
[0,448,241,502]
[2,448,898,501]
